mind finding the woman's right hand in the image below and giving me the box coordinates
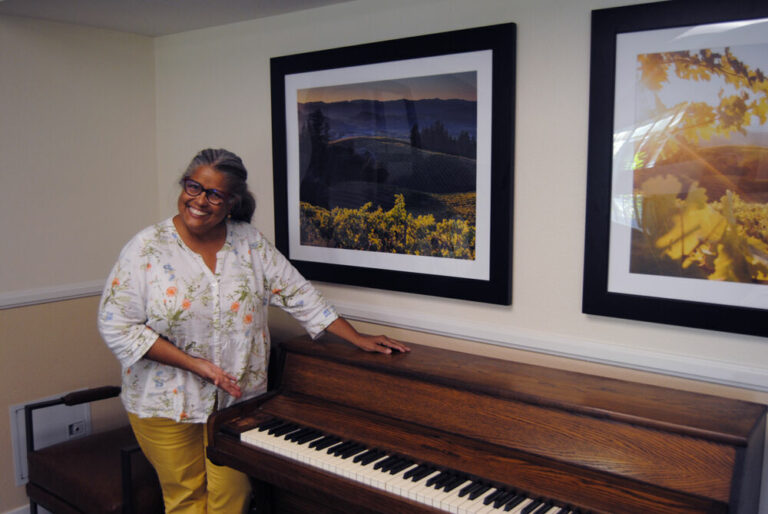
[145,337,243,398]
[191,357,243,398]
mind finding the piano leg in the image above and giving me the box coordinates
[249,478,273,514]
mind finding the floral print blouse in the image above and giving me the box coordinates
[98,218,338,423]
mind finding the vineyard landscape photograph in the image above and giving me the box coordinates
[630,42,768,286]
[296,72,479,260]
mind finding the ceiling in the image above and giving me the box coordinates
[0,0,352,36]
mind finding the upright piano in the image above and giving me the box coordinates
[207,335,766,513]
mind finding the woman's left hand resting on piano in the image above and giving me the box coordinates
[326,317,411,354]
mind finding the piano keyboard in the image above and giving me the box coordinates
[241,418,582,514]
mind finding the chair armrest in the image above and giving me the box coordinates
[24,386,121,453]
[63,386,121,406]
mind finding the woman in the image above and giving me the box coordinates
[98,148,409,514]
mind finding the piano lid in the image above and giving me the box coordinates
[277,334,765,446]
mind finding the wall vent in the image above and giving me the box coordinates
[9,392,92,486]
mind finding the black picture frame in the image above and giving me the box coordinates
[583,1,768,337]
[271,23,515,305]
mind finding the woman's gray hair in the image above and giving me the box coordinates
[182,148,256,222]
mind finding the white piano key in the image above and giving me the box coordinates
[421,476,460,507]
[384,463,421,494]
[241,421,565,514]
[440,479,474,512]
[298,437,347,471]
[358,455,395,486]
[506,498,535,514]
[403,470,443,502]
[457,487,500,514]
[397,468,441,501]
[371,461,418,493]
[334,448,370,479]
[476,488,507,513]
[438,478,475,508]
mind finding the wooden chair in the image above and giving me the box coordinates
[25,386,164,514]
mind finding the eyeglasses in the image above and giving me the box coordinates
[181,178,231,206]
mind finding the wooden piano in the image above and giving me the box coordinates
[207,334,766,513]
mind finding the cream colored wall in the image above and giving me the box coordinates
[0,15,157,299]
[0,15,156,512]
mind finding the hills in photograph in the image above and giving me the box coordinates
[296,97,479,258]
[297,96,478,208]
[298,98,477,141]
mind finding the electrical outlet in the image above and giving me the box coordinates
[68,420,86,437]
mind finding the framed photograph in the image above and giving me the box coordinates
[583,1,768,336]
[271,24,515,304]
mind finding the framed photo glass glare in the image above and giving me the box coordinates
[611,20,768,309]
[271,24,515,304]
[583,2,768,336]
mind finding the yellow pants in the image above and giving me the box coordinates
[128,413,252,514]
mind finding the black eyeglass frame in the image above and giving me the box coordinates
[181,178,232,206]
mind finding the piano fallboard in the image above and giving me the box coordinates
[207,335,766,514]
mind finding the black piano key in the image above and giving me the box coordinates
[504,495,528,511]
[458,481,481,497]
[402,463,425,479]
[425,470,450,487]
[339,444,367,459]
[357,450,387,465]
[434,472,457,489]
[266,421,294,435]
[427,471,447,489]
[434,471,453,488]
[353,449,380,464]
[256,418,283,431]
[483,488,504,505]
[373,455,398,470]
[378,456,404,472]
[521,499,543,514]
[264,421,287,434]
[295,430,323,444]
[309,435,341,450]
[270,423,300,436]
[390,458,414,473]
[493,490,518,508]
[443,474,468,493]
[264,420,288,433]
[285,427,314,441]
[410,465,437,482]
[328,441,355,455]
[531,503,555,513]
[468,483,492,500]
[388,459,414,474]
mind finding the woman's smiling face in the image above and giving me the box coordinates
[176,165,231,238]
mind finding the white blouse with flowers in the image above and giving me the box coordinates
[98,218,338,423]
